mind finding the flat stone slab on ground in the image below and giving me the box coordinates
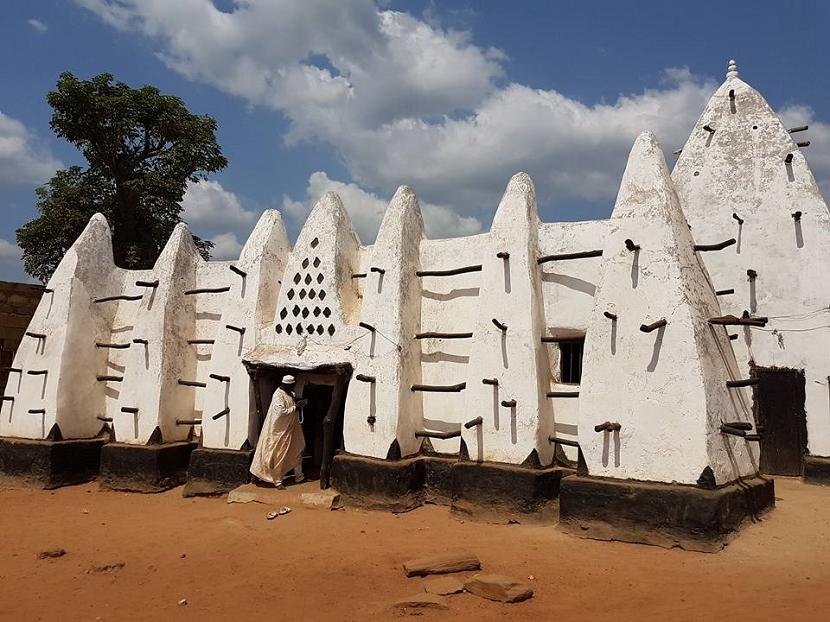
[403,550,481,577]
[300,491,342,509]
[423,576,464,595]
[227,488,260,504]
[393,593,449,610]
[464,574,533,603]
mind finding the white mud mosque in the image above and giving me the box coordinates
[1,61,827,550]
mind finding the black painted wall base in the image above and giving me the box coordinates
[100,441,197,493]
[451,461,567,521]
[803,455,830,486]
[0,436,105,489]
[331,453,569,519]
[183,447,254,497]
[559,475,775,552]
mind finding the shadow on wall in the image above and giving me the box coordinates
[540,272,597,296]
[630,250,640,288]
[601,429,621,467]
[421,287,480,301]
[646,325,666,372]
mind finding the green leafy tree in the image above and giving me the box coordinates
[17,72,227,282]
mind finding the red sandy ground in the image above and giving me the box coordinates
[1,477,829,621]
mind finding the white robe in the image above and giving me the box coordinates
[250,387,305,483]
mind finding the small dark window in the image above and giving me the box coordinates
[560,339,584,384]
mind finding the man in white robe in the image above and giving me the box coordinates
[250,375,307,488]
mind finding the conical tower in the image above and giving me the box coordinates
[560,132,774,551]
[343,186,425,460]
[673,60,830,474]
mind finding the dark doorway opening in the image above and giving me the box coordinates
[753,366,807,476]
[246,363,350,489]
[299,383,346,479]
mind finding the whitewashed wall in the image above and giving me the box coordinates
[673,65,830,457]
[3,60,826,482]
[580,132,757,485]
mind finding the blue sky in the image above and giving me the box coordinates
[1,0,827,281]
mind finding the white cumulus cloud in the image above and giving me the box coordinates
[282,171,481,242]
[0,238,20,259]
[181,179,257,231]
[80,1,830,230]
[209,232,244,260]
[778,104,830,198]
[0,112,62,185]
[28,19,48,33]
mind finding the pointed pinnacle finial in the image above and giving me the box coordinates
[727,59,739,79]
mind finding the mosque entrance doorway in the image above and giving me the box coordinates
[753,367,807,476]
[248,363,351,489]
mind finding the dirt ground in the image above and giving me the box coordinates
[1,477,829,621]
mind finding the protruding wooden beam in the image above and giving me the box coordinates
[209,373,230,383]
[603,311,617,321]
[184,286,231,295]
[694,238,736,252]
[187,339,215,345]
[464,416,483,429]
[726,378,759,388]
[500,399,516,408]
[547,391,579,398]
[594,421,621,432]
[709,315,767,327]
[491,318,507,332]
[211,408,230,420]
[797,141,811,148]
[135,280,159,288]
[537,250,602,264]
[178,379,207,388]
[415,331,472,340]
[94,294,143,303]
[229,265,247,278]
[96,375,123,382]
[358,322,376,332]
[715,289,735,296]
[410,383,466,393]
[369,267,385,275]
[496,251,510,260]
[785,153,794,164]
[96,342,131,349]
[415,429,462,440]
[120,406,138,414]
[720,424,746,437]
[732,212,744,225]
[355,374,376,383]
[788,125,808,133]
[548,436,579,448]
[481,378,498,386]
[25,331,46,339]
[640,319,667,333]
[176,419,202,426]
[416,265,482,277]
[724,421,753,430]
[624,239,640,251]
